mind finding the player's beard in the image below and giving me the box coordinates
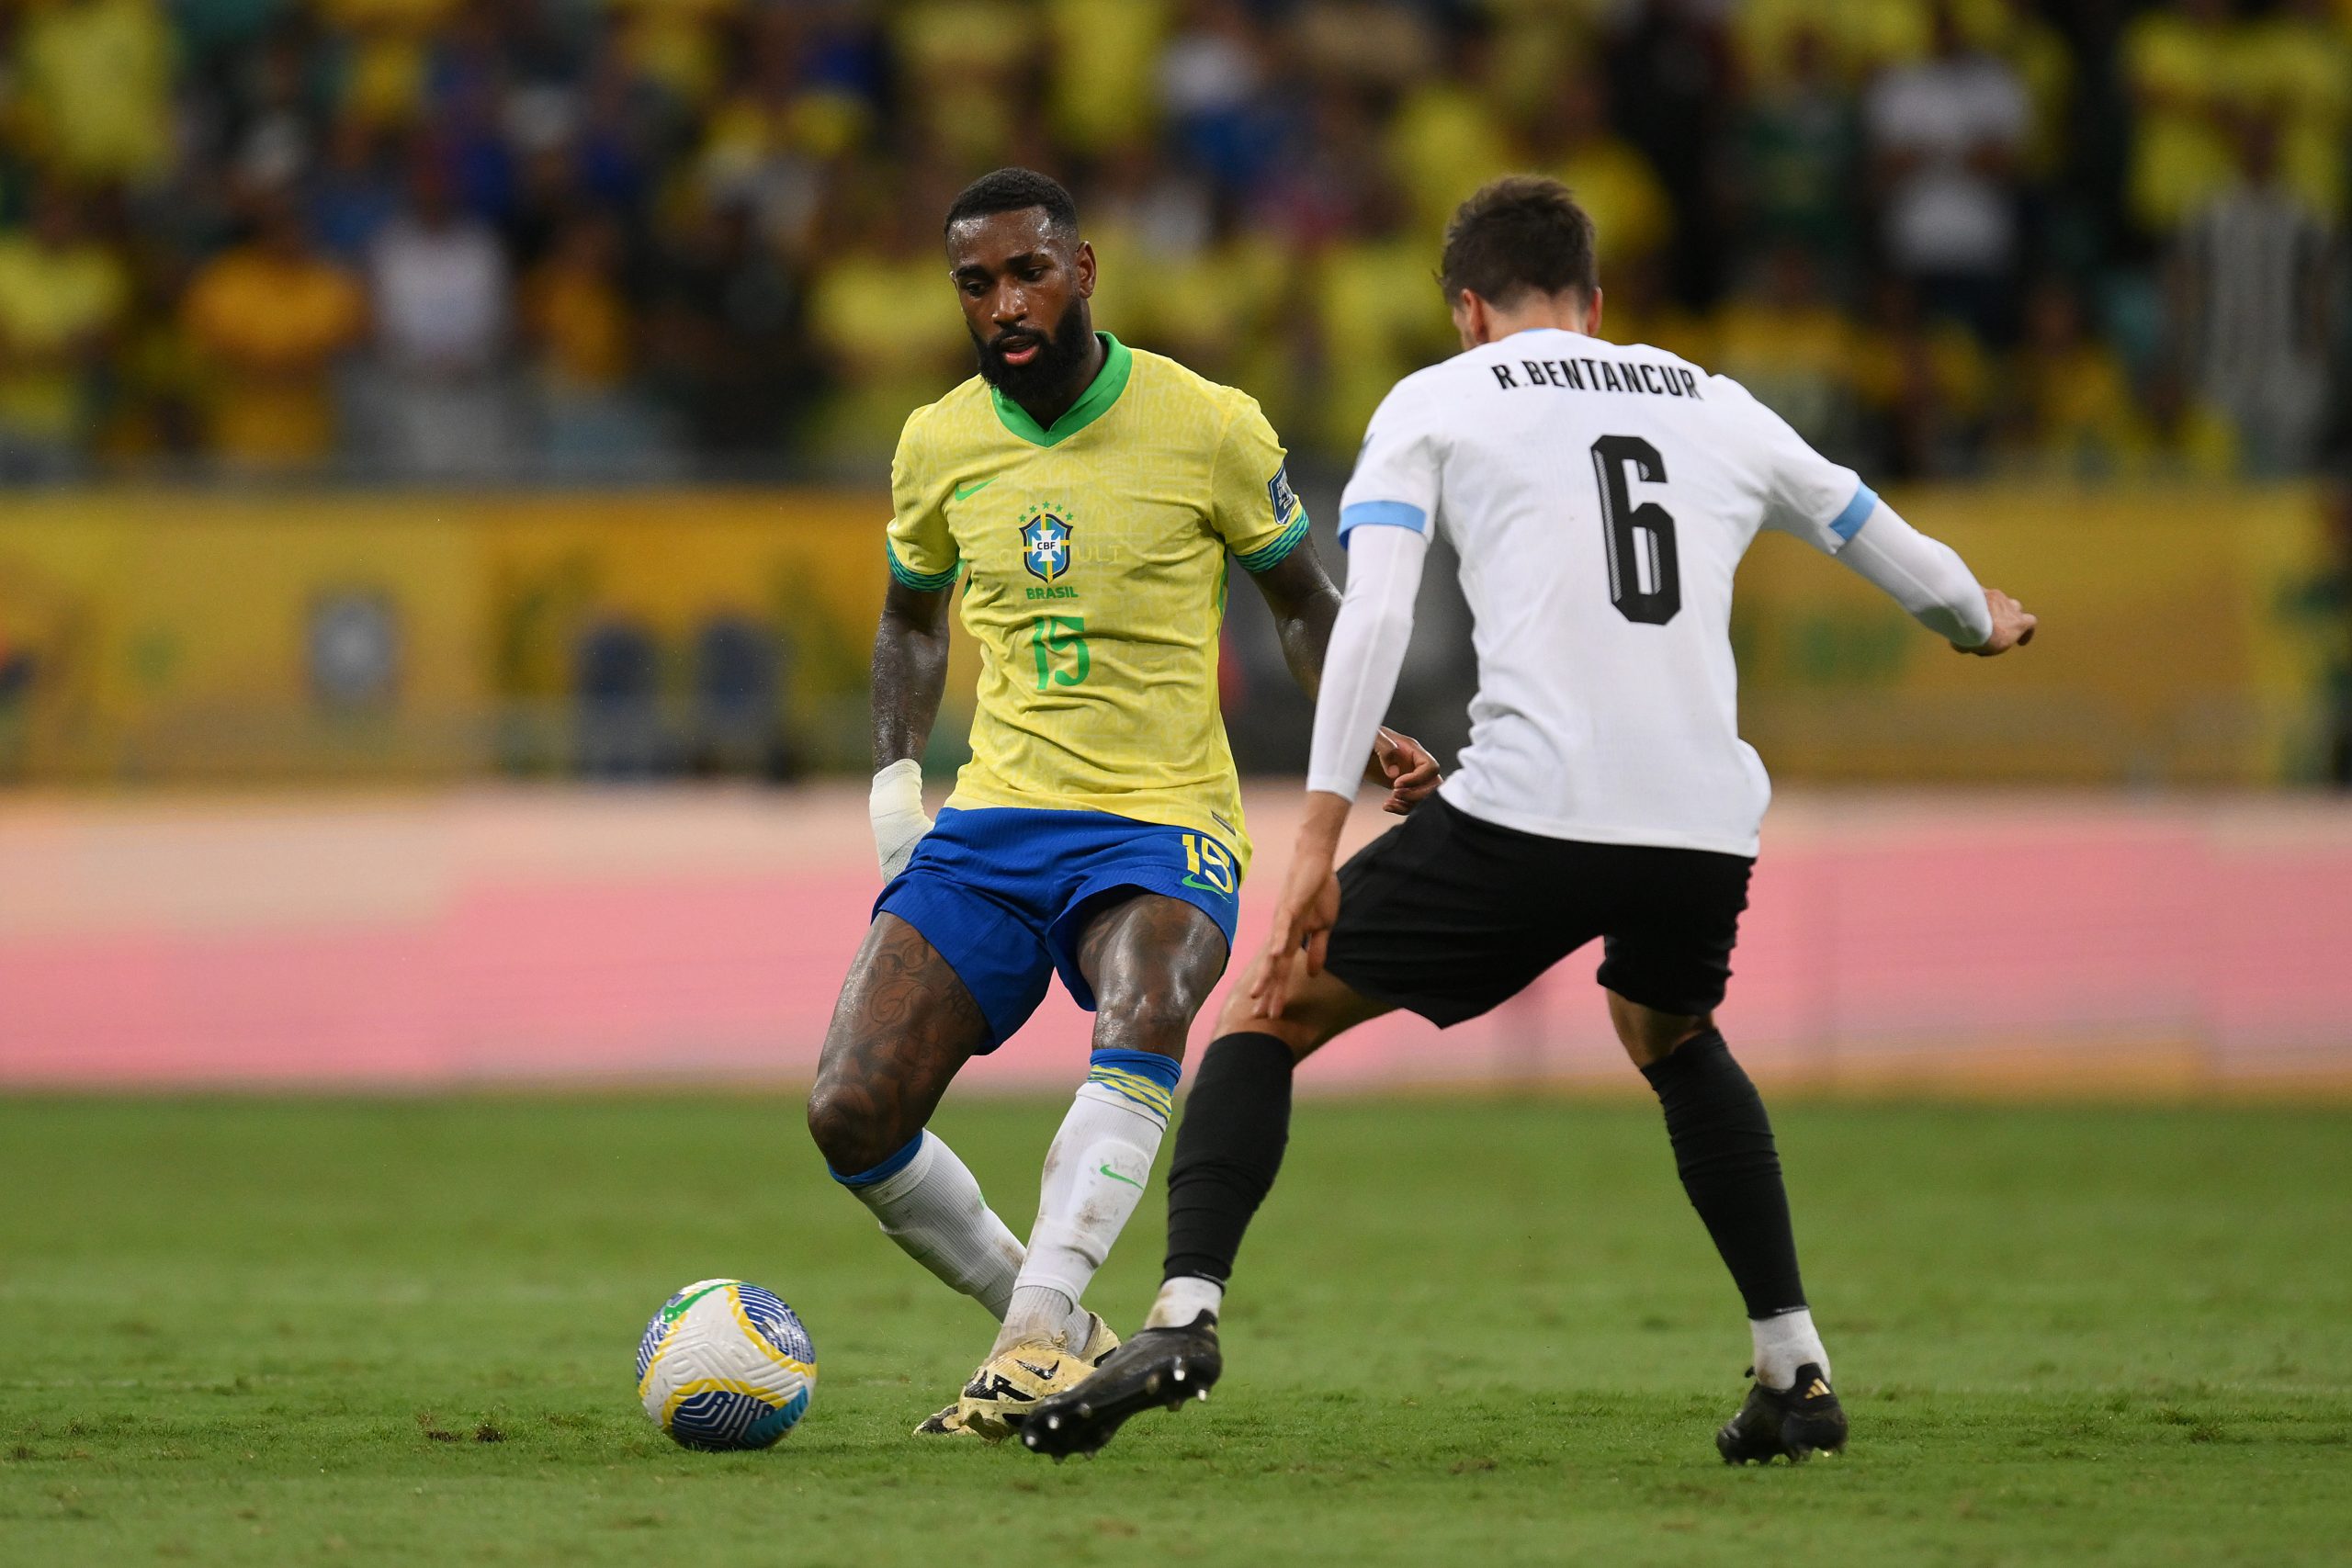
[971,307,1097,404]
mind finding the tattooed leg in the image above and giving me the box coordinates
[807,914,1024,1317]
[808,914,990,1170]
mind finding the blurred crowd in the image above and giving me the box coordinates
[0,0,2346,483]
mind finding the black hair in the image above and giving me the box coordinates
[1439,175,1599,307]
[943,167,1080,242]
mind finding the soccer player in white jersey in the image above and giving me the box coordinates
[1023,176,2037,1464]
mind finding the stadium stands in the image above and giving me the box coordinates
[0,0,2341,482]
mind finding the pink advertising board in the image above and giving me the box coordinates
[3,787,2347,1092]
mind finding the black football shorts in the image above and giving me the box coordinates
[1323,795,1754,1026]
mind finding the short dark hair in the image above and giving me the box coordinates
[1439,175,1598,307]
[944,168,1080,241]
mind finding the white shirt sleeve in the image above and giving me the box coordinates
[1836,500,1995,647]
[1713,374,1879,554]
[1713,372,1990,644]
[1336,378,1442,547]
[1304,521,1430,799]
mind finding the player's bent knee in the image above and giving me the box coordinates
[1607,990,1713,1067]
[805,1083,898,1177]
[1091,991,1202,1060]
[1210,989,1288,1048]
[1267,1017,1328,1062]
[1211,984,1349,1062]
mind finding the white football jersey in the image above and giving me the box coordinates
[1338,327,1875,859]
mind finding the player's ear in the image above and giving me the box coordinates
[1451,289,1484,350]
[1586,287,1603,338]
[1074,239,1096,299]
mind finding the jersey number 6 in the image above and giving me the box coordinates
[1589,434,1680,626]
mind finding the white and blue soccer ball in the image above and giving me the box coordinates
[635,1279,817,1450]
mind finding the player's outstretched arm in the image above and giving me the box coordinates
[868,579,954,879]
[1962,587,2037,656]
[1834,500,2037,656]
[1245,540,1440,811]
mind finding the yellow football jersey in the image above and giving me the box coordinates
[886,334,1308,871]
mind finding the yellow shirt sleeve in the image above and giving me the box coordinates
[1210,396,1310,574]
[885,408,961,590]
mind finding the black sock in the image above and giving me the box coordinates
[1640,1030,1808,1320]
[1161,1032,1295,1286]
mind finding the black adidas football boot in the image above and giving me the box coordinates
[1716,1362,1848,1463]
[1015,1313,1222,1460]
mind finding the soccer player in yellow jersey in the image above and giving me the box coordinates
[803,169,1439,1439]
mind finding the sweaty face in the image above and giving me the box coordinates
[946,209,1097,399]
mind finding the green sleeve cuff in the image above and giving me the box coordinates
[1233,510,1311,574]
[886,539,960,592]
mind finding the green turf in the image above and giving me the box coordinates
[2,1096,2348,1566]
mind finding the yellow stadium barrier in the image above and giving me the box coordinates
[0,491,973,782]
[1736,484,2337,785]
[0,485,2337,785]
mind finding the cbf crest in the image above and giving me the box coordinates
[1021,512,1074,585]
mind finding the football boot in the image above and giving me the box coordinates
[952,1312,1121,1442]
[1018,1311,1221,1461]
[1716,1362,1848,1463]
[911,1401,973,1438]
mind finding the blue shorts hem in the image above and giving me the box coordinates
[873,881,1049,1053]
[871,806,1241,1049]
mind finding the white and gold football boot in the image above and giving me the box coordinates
[949,1313,1121,1442]
[911,1401,975,1438]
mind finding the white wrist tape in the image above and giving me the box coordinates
[869,758,933,881]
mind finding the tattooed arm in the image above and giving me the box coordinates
[874,578,955,767]
[870,579,954,879]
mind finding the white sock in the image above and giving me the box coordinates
[1145,1275,1224,1329]
[1001,1283,1091,1353]
[992,1055,1178,1354]
[1749,1307,1830,1390]
[842,1133,1024,1319]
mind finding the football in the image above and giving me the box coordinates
[635,1279,818,1450]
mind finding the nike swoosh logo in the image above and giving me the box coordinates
[1098,1164,1143,1189]
[954,478,996,501]
[1013,1359,1058,1381]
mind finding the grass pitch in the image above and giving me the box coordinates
[2,1095,2347,1566]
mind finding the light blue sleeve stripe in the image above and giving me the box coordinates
[1337,501,1429,545]
[1828,483,1879,544]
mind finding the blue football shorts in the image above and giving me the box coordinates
[874,806,1241,1051]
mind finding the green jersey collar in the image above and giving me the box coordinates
[989,333,1132,447]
